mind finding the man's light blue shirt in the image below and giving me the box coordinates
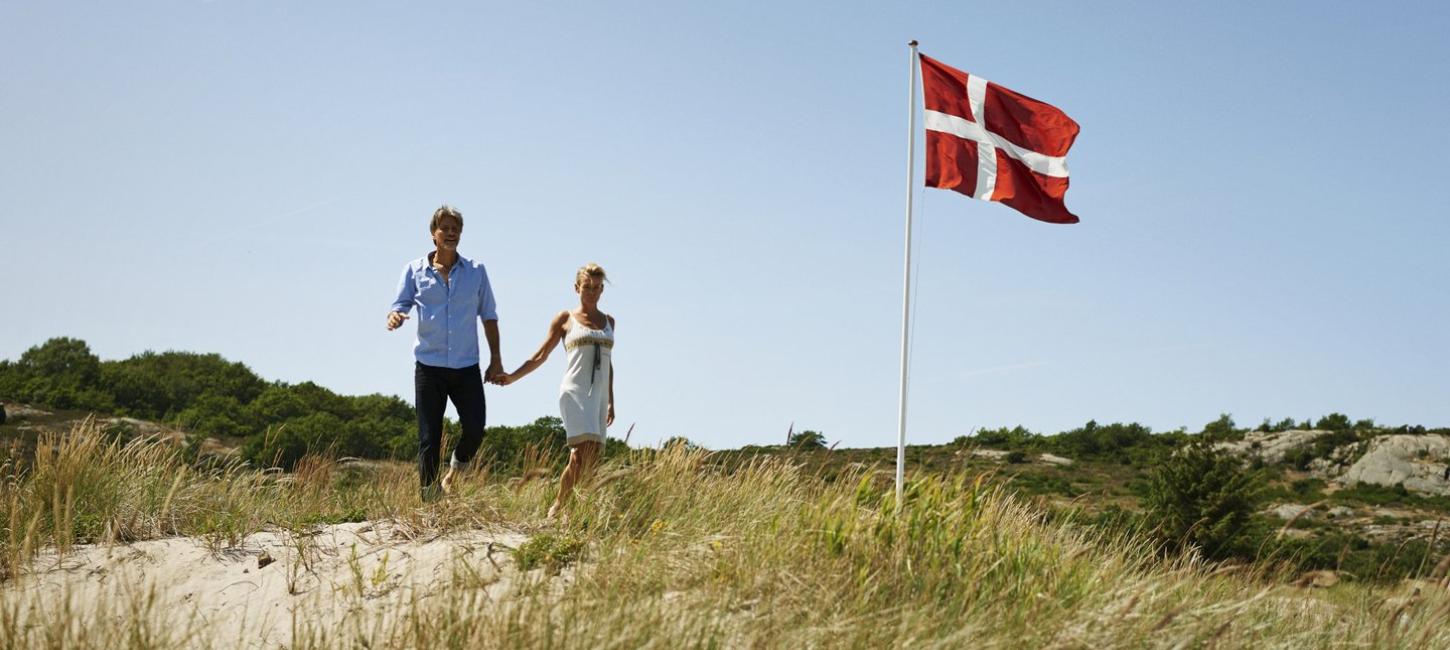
[390,252,498,369]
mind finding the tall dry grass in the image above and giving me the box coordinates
[3,421,1449,648]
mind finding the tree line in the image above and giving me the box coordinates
[0,337,624,469]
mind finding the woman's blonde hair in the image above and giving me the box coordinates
[575,263,607,288]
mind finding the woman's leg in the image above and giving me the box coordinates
[551,440,601,517]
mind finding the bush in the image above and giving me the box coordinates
[513,532,584,574]
[789,430,827,450]
[1049,420,1166,465]
[1201,413,1241,441]
[177,393,253,439]
[1314,413,1352,432]
[242,413,345,469]
[473,417,569,470]
[0,338,113,411]
[1256,417,1300,433]
[102,350,266,419]
[957,426,1040,449]
[1143,438,1256,560]
[661,436,699,451]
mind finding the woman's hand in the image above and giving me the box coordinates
[607,403,615,426]
[495,372,515,386]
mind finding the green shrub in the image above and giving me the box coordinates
[0,338,113,411]
[513,532,584,573]
[958,426,1040,449]
[1201,413,1241,441]
[1143,438,1256,560]
[788,430,827,450]
[1315,413,1352,432]
[1048,420,1171,465]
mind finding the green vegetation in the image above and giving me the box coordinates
[787,429,827,450]
[0,338,611,472]
[5,337,1450,631]
[1143,438,1256,560]
[513,532,585,573]
[3,423,1450,647]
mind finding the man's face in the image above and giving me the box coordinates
[432,216,461,252]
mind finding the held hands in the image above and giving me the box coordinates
[485,359,506,385]
[385,311,409,331]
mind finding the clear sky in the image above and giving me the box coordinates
[3,2,1448,450]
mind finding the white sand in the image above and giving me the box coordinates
[8,522,530,648]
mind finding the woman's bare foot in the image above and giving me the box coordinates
[546,502,562,520]
[440,467,457,495]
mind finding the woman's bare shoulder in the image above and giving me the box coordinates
[550,310,572,330]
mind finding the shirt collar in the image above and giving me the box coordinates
[425,251,467,272]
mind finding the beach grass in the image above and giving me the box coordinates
[2,421,1449,648]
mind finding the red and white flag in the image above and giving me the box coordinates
[920,54,1081,224]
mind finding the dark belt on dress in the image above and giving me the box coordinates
[590,341,600,384]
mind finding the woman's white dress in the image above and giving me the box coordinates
[559,312,613,446]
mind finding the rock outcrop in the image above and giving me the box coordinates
[1215,429,1330,464]
[1336,435,1450,496]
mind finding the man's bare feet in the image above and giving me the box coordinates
[440,467,457,495]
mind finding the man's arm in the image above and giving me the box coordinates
[483,319,503,382]
[387,264,416,331]
[478,264,502,380]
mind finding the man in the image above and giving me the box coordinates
[387,204,504,500]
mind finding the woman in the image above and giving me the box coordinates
[499,263,614,519]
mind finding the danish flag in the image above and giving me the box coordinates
[920,54,1081,224]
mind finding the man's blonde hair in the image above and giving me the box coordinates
[575,263,607,288]
[429,204,463,232]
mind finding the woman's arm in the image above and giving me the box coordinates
[607,315,616,426]
[500,311,569,385]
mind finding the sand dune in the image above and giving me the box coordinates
[11,522,530,648]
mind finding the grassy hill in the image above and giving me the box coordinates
[4,338,1450,645]
[2,422,1449,647]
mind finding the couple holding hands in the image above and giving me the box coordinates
[386,204,614,517]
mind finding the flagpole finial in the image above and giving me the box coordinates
[908,40,918,47]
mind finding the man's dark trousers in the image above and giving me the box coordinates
[415,361,487,489]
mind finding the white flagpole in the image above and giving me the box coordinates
[895,40,920,509]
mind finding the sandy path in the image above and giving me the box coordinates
[7,522,529,648]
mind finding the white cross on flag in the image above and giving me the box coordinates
[920,53,1081,224]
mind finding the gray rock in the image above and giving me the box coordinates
[107,417,178,436]
[1216,429,1330,464]
[2,404,50,419]
[1270,503,1315,520]
[1336,435,1450,496]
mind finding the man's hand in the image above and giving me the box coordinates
[485,359,505,384]
[386,311,409,331]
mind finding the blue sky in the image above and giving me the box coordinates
[3,2,1448,449]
